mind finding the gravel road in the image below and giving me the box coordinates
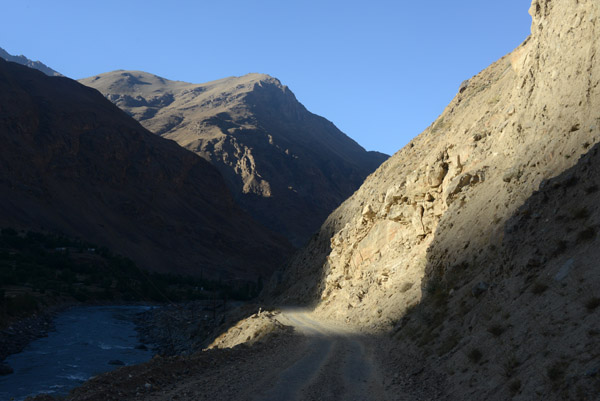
[255,309,386,401]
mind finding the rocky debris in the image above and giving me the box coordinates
[502,166,521,183]
[207,310,291,350]
[134,301,262,356]
[361,204,377,220]
[0,309,59,362]
[426,160,448,188]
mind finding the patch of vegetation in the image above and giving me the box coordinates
[467,348,483,364]
[577,226,596,243]
[487,324,506,337]
[503,354,520,378]
[508,379,522,395]
[0,293,39,317]
[585,184,598,194]
[437,332,460,356]
[546,361,568,386]
[431,116,449,133]
[0,228,263,325]
[585,296,600,312]
[531,282,549,295]
[417,327,439,347]
[553,240,568,256]
[572,207,590,220]
[563,176,579,188]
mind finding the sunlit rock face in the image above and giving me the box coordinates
[81,72,388,247]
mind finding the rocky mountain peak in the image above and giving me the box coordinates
[0,46,62,77]
[81,71,388,246]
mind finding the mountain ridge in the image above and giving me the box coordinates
[80,71,388,246]
[0,46,62,77]
[0,57,292,280]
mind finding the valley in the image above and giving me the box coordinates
[1,0,599,400]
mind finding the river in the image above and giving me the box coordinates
[0,305,155,400]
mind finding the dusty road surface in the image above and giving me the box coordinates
[53,308,445,401]
[255,308,387,401]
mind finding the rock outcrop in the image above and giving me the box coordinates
[79,72,388,246]
[268,0,600,398]
[0,47,62,77]
[0,57,292,280]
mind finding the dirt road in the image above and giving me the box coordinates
[255,309,387,401]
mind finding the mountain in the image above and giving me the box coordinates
[0,47,62,77]
[79,72,388,246]
[0,57,292,281]
[265,0,600,398]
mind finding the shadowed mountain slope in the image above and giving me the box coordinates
[80,72,388,246]
[0,46,62,77]
[0,58,292,280]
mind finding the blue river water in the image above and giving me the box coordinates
[0,305,155,401]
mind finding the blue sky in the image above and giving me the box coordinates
[1,1,531,155]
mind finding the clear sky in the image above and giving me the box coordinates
[1,0,532,155]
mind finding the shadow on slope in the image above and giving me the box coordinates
[395,143,600,400]
[0,58,293,280]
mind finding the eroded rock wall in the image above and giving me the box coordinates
[271,0,600,329]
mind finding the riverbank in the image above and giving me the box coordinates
[0,303,73,364]
[0,301,155,373]
[0,298,243,368]
[1,305,158,400]
[134,300,256,356]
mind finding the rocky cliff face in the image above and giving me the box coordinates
[0,58,292,280]
[269,0,600,398]
[79,72,388,246]
[0,47,62,77]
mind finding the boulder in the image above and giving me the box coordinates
[426,162,449,188]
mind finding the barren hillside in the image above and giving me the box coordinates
[80,72,388,246]
[0,58,292,280]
